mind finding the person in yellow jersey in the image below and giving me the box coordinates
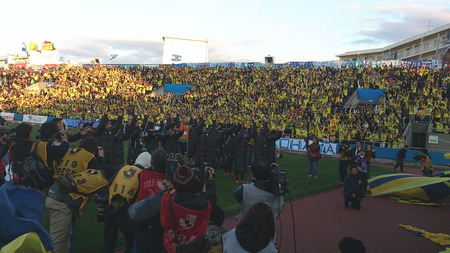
[45,167,111,253]
[33,122,69,192]
[102,151,152,253]
[53,137,104,178]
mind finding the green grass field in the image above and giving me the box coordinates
[5,122,395,252]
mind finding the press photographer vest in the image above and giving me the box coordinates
[68,169,109,215]
[237,184,284,222]
[33,140,55,171]
[160,193,211,253]
[54,148,94,178]
[108,165,142,205]
[136,170,166,201]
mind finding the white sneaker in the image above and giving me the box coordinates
[314,176,318,178]
[308,175,312,178]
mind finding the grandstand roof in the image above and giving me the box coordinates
[337,23,450,58]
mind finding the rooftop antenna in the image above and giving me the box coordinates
[423,20,434,31]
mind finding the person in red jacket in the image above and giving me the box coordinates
[160,165,216,253]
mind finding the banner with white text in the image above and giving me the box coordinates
[275,138,338,155]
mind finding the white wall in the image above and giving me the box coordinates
[162,37,208,64]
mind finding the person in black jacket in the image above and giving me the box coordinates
[394,145,408,172]
[343,167,363,209]
[253,126,266,162]
[338,141,353,183]
[0,126,10,185]
[96,112,128,168]
[8,123,34,185]
[127,114,149,165]
[51,118,91,144]
[263,128,282,164]
[159,124,184,155]
[0,110,6,126]
[234,126,250,183]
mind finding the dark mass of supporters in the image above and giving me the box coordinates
[1,65,449,146]
[0,64,448,253]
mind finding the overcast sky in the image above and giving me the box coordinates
[2,0,450,64]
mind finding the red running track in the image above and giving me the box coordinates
[223,165,450,253]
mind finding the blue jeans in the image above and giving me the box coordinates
[308,160,319,177]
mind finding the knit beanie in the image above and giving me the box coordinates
[172,165,198,192]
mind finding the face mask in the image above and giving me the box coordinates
[360,155,365,158]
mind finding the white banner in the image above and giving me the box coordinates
[275,138,338,155]
[23,114,48,124]
[0,112,14,121]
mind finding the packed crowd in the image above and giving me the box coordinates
[0,114,289,253]
[1,65,449,147]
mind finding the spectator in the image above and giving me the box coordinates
[338,140,352,184]
[394,145,408,172]
[364,144,376,176]
[307,136,321,178]
[222,202,277,253]
[354,150,368,196]
[96,112,128,167]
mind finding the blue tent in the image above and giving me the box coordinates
[163,84,193,95]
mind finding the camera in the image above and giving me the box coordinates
[269,163,289,195]
[197,162,213,181]
[165,153,180,180]
[0,133,15,144]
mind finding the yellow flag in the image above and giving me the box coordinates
[43,42,55,51]
[29,42,38,51]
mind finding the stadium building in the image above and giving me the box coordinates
[337,23,450,62]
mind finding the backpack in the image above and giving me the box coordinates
[15,142,53,189]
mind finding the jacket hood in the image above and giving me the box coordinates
[0,184,53,251]
[236,227,271,252]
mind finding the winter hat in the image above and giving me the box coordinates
[135,152,152,169]
[172,165,198,192]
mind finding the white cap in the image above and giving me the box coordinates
[135,152,152,169]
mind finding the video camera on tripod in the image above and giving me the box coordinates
[268,163,289,195]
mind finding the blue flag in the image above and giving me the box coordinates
[21,42,28,55]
